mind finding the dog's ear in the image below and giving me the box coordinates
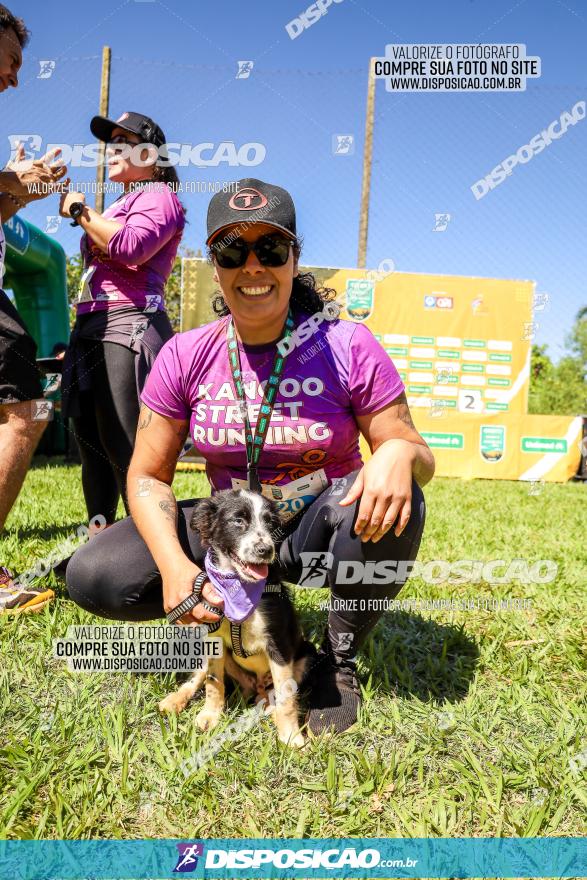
[190,497,219,546]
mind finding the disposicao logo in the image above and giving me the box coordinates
[201,846,381,870]
[471,100,585,200]
[173,843,204,872]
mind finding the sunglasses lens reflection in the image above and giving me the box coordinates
[215,235,291,269]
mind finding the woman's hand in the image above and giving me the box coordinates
[339,438,416,543]
[59,189,86,217]
[162,557,225,625]
[57,189,122,250]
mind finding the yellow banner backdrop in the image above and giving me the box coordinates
[323,266,534,417]
[359,413,582,483]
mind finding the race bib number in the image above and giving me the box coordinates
[77,265,96,303]
[77,265,119,303]
[231,469,329,522]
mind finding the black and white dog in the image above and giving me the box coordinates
[159,489,315,747]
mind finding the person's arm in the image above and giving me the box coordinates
[0,192,26,223]
[127,404,224,624]
[105,186,179,264]
[60,186,179,260]
[59,190,122,253]
[359,392,436,486]
[0,170,27,197]
[340,392,435,544]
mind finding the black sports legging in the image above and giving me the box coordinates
[66,470,426,663]
[71,340,140,523]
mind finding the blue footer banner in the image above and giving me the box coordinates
[0,837,586,879]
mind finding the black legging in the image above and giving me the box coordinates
[71,340,140,523]
[66,470,426,663]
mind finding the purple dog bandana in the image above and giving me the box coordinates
[204,549,267,623]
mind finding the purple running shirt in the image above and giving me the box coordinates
[76,182,184,313]
[141,311,405,517]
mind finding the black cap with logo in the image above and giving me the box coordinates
[206,178,297,245]
[90,111,166,148]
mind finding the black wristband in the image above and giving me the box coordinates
[69,201,86,227]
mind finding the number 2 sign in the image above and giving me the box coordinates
[458,389,483,413]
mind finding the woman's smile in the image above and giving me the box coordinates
[236,283,275,299]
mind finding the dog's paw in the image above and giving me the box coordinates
[280,729,305,749]
[158,694,187,714]
[196,708,222,731]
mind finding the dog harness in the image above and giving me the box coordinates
[207,581,282,658]
[166,560,282,651]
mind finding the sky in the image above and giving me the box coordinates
[3,0,586,360]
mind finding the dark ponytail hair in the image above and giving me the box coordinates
[151,162,187,215]
[208,237,338,318]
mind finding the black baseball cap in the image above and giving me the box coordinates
[90,111,166,148]
[206,178,297,245]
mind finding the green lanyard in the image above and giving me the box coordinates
[226,308,295,493]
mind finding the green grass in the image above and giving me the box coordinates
[0,459,585,840]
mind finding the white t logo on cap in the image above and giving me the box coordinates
[229,187,268,210]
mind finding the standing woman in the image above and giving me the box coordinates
[59,112,185,526]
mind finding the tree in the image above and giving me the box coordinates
[65,252,83,328]
[528,308,587,415]
[530,344,552,381]
[567,305,587,370]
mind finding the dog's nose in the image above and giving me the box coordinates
[254,539,273,559]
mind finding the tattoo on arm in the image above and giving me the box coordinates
[135,477,153,498]
[159,499,176,523]
[137,407,153,431]
[394,394,416,430]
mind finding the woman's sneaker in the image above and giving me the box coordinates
[304,649,361,735]
[0,567,54,615]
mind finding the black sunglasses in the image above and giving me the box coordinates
[107,135,138,148]
[212,233,293,269]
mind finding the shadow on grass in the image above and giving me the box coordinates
[297,604,479,705]
[9,523,83,542]
[30,455,79,470]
